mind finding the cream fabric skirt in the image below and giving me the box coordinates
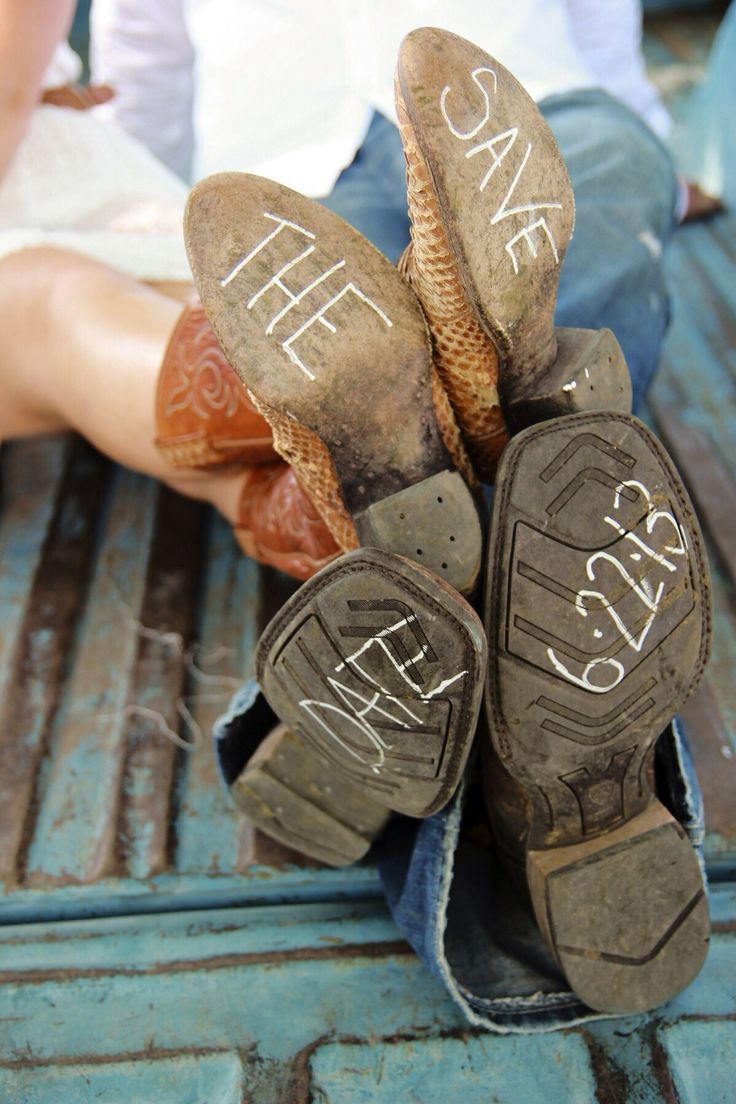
[0,105,190,282]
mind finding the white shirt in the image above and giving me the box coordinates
[91,0,667,193]
[43,41,84,89]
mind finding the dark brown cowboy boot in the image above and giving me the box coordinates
[483,411,711,1014]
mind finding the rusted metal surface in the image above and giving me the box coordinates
[649,390,736,586]
[648,214,736,875]
[643,8,736,897]
[578,1030,632,1104]
[0,7,733,1099]
[22,460,161,888]
[0,887,734,1102]
[117,486,206,880]
[679,680,736,856]
[0,434,380,920]
[0,938,412,986]
[646,1023,684,1104]
[0,439,108,889]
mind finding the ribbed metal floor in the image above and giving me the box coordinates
[0,7,734,1099]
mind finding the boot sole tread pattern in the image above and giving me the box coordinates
[257,548,486,819]
[486,412,711,1012]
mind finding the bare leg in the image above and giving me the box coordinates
[0,247,244,522]
[146,279,194,304]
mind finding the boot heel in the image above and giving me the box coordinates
[232,724,390,866]
[355,470,482,596]
[527,801,710,1013]
[504,327,633,430]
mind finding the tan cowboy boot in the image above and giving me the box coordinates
[184,172,482,598]
[395,28,632,479]
[395,30,712,1015]
[155,299,340,579]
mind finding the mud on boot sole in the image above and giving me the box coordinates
[396,28,573,381]
[185,172,482,595]
[484,411,712,1012]
[232,723,391,867]
[257,548,487,819]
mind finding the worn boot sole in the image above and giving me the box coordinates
[484,412,711,1012]
[257,547,487,818]
[395,29,631,463]
[185,172,481,595]
[231,723,390,866]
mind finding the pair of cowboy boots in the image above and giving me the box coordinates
[155,30,711,1016]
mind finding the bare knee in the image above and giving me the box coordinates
[0,248,135,437]
[0,246,164,334]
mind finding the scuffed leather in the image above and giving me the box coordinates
[156,302,277,467]
[235,463,340,580]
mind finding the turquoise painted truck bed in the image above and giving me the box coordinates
[0,7,734,1100]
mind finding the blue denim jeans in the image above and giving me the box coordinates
[215,91,703,1032]
[321,92,679,410]
[214,683,705,1033]
[374,719,705,1033]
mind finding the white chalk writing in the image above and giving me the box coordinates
[549,478,689,693]
[221,212,392,381]
[440,68,563,274]
[300,614,466,774]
